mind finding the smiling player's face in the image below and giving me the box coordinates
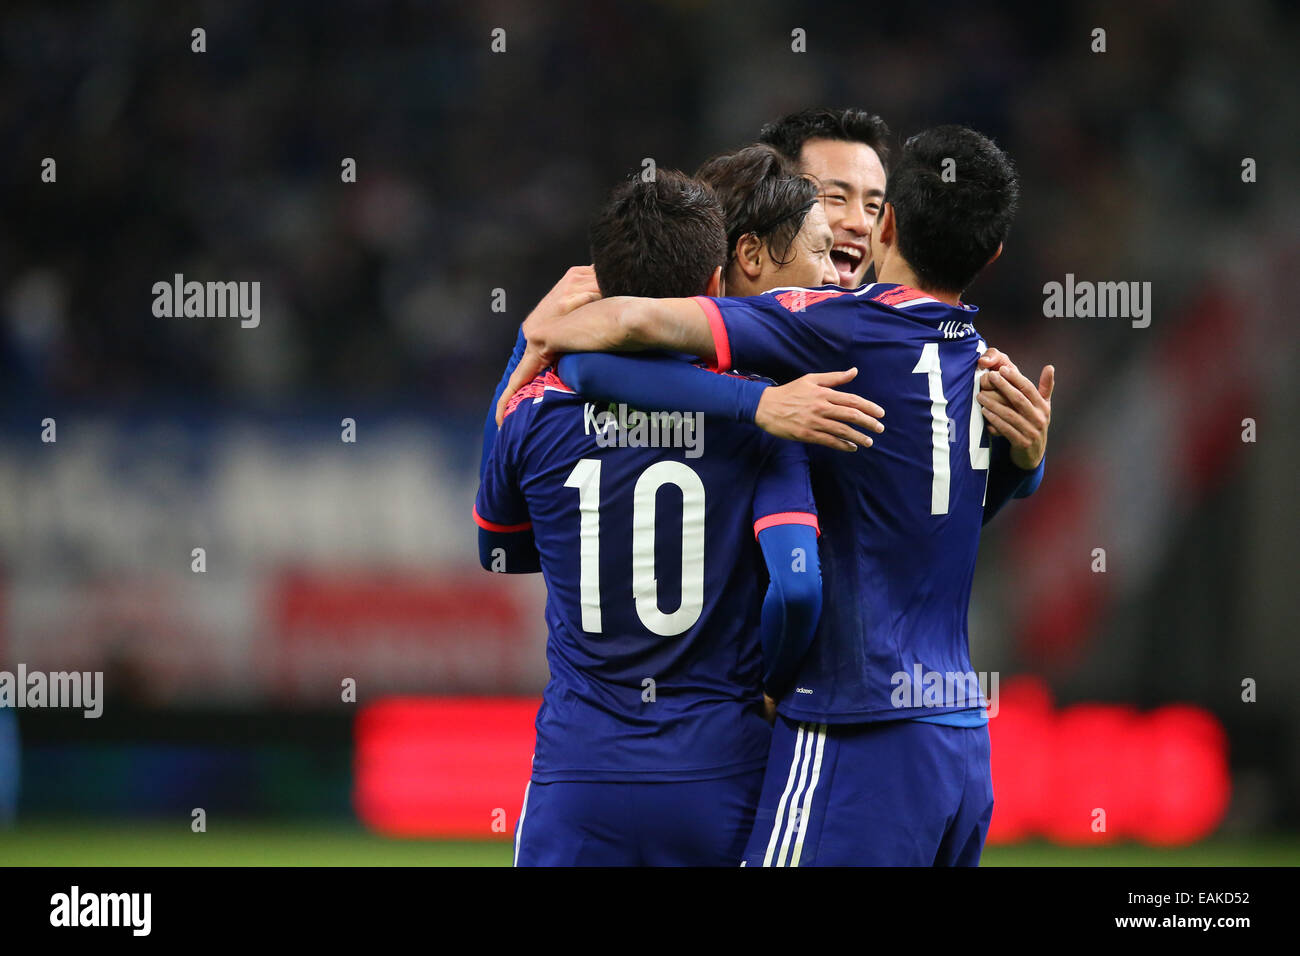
[766,201,838,290]
[798,138,887,288]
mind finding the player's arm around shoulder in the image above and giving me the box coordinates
[525,295,714,359]
[499,295,717,423]
[754,367,884,452]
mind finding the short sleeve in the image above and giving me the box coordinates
[752,438,819,539]
[474,414,532,534]
[696,287,853,381]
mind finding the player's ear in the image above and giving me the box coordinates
[704,265,723,297]
[877,203,896,246]
[735,233,764,280]
[986,242,1004,267]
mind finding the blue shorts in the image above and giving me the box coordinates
[514,769,764,867]
[741,716,993,866]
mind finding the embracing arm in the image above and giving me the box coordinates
[511,291,883,448]
[498,297,713,424]
[483,264,602,462]
[977,354,1054,524]
[982,438,1045,525]
[557,352,764,423]
[559,351,882,451]
[757,523,823,698]
[532,296,716,360]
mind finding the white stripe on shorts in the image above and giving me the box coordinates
[789,724,827,867]
[776,722,824,866]
[764,722,811,866]
[513,780,532,867]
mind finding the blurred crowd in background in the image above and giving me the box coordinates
[0,0,1296,835]
[3,1,1294,406]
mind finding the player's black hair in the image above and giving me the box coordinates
[589,169,728,298]
[758,107,892,170]
[884,125,1019,294]
[694,144,818,269]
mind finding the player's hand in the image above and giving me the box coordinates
[495,266,602,424]
[978,358,1055,470]
[762,694,778,725]
[532,264,602,322]
[755,368,884,452]
[978,347,1011,371]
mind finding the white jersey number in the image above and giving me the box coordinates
[911,340,991,515]
[564,459,706,636]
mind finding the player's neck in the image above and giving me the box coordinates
[876,258,961,306]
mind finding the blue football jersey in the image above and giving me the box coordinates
[696,283,993,723]
[475,370,818,782]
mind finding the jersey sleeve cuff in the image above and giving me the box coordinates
[753,511,820,538]
[693,296,731,372]
[1014,453,1045,498]
[473,505,532,534]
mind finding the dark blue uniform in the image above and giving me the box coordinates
[476,371,818,865]
[695,283,999,865]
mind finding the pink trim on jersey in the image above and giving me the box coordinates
[775,288,846,311]
[872,284,937,308]
[541,369,574,393]
[753,511,820,538]
[503,368,575,419]
[473,506,532,534]
[693,296,731,372]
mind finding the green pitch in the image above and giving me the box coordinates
[1,822,1296,866]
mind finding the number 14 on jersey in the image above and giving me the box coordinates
[911,340,991,515]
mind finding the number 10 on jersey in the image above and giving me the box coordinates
[564,459,706,636]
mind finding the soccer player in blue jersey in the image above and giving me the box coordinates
[758,107,1053,474]
[502,126,1051,865]
[524,121,1048,516]
[476,169,830,866]
[480,146,877,471]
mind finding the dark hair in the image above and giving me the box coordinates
[759,107,892,170]
[589,169,727,298]
[884,125,1019,294]
[694,144,818,268]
